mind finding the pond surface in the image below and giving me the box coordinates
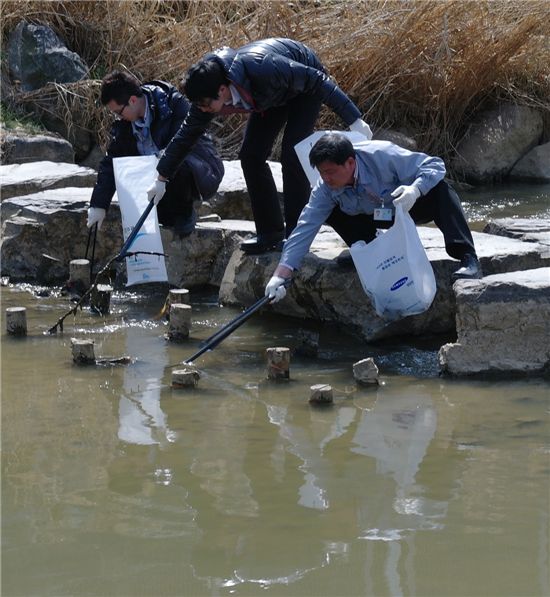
[2,183,550,597]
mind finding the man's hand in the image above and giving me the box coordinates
[391,185,421,212]
[349,118,373,140]
[146,179,167,205]
[87,207,106,230]
[265,276,288,303]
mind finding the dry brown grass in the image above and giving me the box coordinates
[2,0,549,165]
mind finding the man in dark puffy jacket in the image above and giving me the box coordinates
[147,38,373,254]
[87,70,224,237]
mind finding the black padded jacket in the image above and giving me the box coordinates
[157,38,362,179]
[90,80,224,210]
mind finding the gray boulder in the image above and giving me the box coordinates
[198,160,282,220]
[0,161,97,200]
[0,189,121,281]
[1,131,74,164]
[218,225,550,342]
[372,128,417,151]
[509,142,550,182]
[439,269,550,377]
[7,21,88,91]
[452,104,543,183]
[483,218,550,253]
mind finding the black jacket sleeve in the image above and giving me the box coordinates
[156,104,216,179]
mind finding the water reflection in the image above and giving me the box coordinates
[119,327,171,446]
[2,283,549,596]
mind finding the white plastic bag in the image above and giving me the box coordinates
[294,130,368,188]
[349,205,436,320]
[113,155,168,286]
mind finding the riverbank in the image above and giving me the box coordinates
[1,157,549,377]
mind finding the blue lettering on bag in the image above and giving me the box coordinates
[390,277,408,291]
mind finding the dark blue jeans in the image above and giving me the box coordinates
[326,181,477,260]
[239,94,323,238]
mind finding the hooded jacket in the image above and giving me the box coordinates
[157,38,362,179]
[90,80,224,210]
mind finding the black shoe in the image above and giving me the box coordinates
[241,231,285,255]
[173,208,197,239]
[452,253,482,280]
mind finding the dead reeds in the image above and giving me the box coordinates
[2,0,549,168]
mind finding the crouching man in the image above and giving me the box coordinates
[87,70,224,238]
[265,132,482,302]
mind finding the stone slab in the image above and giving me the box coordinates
[0,161,97,200]
[439,268,550,376]
[198,160,283,220]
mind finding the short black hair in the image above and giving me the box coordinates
[183,58,229,103]
[100,70,143,105]
[309,133,356,168]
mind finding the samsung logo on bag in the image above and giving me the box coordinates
[390,277,408,291]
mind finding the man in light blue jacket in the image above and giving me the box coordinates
[265,132,481,302]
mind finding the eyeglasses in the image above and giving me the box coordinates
[112,101,128,118]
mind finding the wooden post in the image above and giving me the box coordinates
[69,259,91,288]
[266,347,290,380]
[172,366,201,388]
[6,307,27,336]
[168,303,192,341]
[309,384,333,405]
[353,358,379,385]
[90,284,112,315]
[169,288,190,306]
[71,338,96,364]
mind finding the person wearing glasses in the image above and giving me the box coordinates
[87,70,224,237]
[146,38,373,254]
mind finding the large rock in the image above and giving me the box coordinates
[218,226,550,342]
[452,104,543,183]
[7,21,88,91]
[0,189,121,281]
[439,269,550,377]
[198,160,282,220]
[483,218,550,253]
[0,161,97,200]
[509,142,550,182]
[1,130,74,164]
[0,190,252,286]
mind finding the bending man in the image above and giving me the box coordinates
[148,37,372,254]
[265,133,482,302]
[88,70,224,237]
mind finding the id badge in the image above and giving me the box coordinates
[373,207,393,221]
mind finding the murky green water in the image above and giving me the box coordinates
[2,183,550,597]
[2,283,549,597]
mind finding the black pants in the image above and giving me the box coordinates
[326,180,477,260]
[156,162,198,226]
[239,94,323,238]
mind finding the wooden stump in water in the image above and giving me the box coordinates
[71,338,96,364]
[90,284,112,315]
[6,307,27,336]
[309,384,334,405]
[266,347,290,380]
[168,303,192,341]
[69,259,90,288]
[172,366,200,388]
[169,288,190,305]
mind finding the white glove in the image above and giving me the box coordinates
[391,184,421,212]
[349,118,373,140]
[87,207,106,229]
[265,276,287,303]
[146,179,167,205]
